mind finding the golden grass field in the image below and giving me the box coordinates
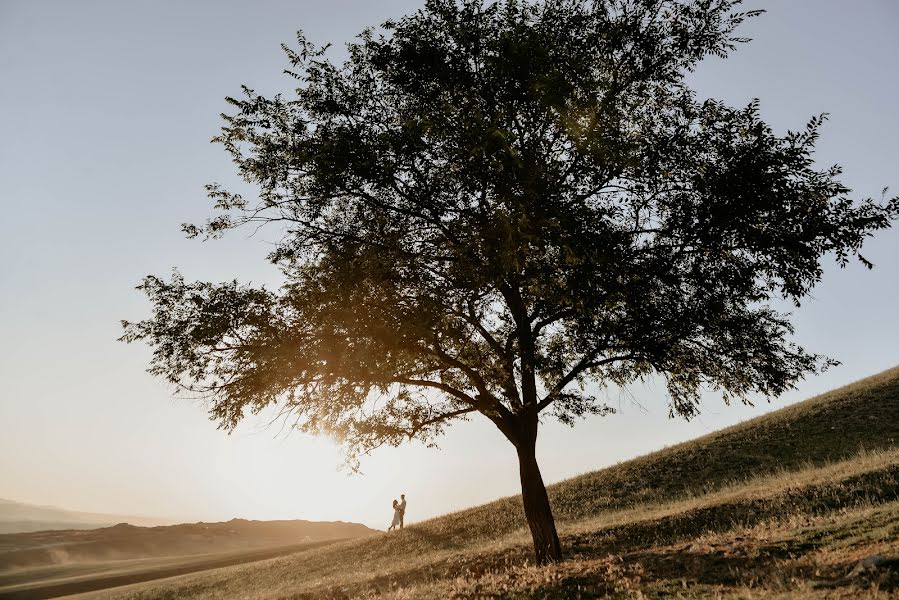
[7,366,899,599]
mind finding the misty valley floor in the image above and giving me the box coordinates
[0,542,339,600]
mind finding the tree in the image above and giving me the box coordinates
[121,0,898,565]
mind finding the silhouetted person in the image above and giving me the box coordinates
[388,499,401,531]
[398,494,406,529]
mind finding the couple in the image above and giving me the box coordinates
[388,494,407,531]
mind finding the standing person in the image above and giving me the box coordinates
[388,499,401,531]
[398,494,407,529]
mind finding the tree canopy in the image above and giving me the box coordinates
[122,0,899,564]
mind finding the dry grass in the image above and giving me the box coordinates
[68,367,899,599]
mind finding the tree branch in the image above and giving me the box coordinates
[392,376,479,407]
[404,406,477,439]
[537,353,641,412]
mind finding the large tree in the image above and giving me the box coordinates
[122,0,898,564]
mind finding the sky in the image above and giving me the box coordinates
[1,0,897,530]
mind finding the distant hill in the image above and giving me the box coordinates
[0,498,173,534]
[0,517,378,570]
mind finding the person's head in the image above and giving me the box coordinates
[401,494,405,500]
[392,499,397,508]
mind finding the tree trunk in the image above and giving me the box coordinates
[516,437,562,565]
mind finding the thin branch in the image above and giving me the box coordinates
[404,406,477,438]
[392,376,478,407]
[537,353,641,412]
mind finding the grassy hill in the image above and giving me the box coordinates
[18,367,899,599]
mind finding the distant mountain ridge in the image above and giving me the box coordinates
[0,498,175,534]
[0,517,378,570]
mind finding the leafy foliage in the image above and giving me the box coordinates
[123,0,897,469]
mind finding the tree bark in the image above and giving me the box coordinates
[516,435,562,565]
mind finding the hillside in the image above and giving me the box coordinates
[447,363,899,545]
[7,366,899,599]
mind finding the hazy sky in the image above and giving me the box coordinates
[1,0,897,530]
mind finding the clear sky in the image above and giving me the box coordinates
[1,0,897,530]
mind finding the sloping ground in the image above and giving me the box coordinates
[0,519,377,570]
[425,364,899,548]
[28,366,899,598]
